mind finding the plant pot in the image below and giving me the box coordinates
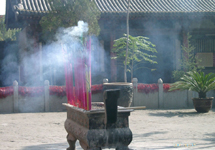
[192,97,213,113]
[103,82,133,107]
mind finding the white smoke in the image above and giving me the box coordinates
[1,20,106,86]
[56,20,89,44]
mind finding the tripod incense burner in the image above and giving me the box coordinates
[64,89,133,150]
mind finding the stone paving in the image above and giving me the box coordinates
[0,109,215,150]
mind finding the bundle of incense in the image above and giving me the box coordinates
[62,36,92,110]
[80,57,86,110]
[62,47,74,105]
[85,38,92,110]
[74,57,86,109]
[74,59,80,107]
[67,62,74,105]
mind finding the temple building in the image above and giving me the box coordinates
[5,0,215,85]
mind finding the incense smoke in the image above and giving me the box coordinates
[42,20,106,85]
[42,20,90,85]
[1,21,94,86]
[0,42,19,86]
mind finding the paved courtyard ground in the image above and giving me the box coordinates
[0,109,215,150]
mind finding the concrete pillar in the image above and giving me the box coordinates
[187,90,193,107]
[53,68,56,85]
[39,42,43,82]
[13,80,19,113]
[44,80,50,112]
[100,40,105,72]
[175,39,181,70]
[158,78,164,109]
[132,78,138,92]
[103,78,108,83]
[132,78,138,107]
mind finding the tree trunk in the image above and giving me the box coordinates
[131,42,134,81]
[124,0,130,82]
[131,62,133,82]
[198,91,206,98]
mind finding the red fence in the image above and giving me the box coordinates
[0,83,173,98]
[0,87,13,98]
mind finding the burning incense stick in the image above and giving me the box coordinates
[74,59,80,107]
[62,45,74,105]
[76,57,85,109]
[68,63,74,105]
[85,37,92,110]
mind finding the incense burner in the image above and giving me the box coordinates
[64,90,133,150]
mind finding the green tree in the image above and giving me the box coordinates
[112,34,157,82]
[172,33,203,81]
[0,16,21,41]
[39,0,101,41]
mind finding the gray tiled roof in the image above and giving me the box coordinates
[95,0,215,13]
[9,0,52,16]
[9,0,215,16]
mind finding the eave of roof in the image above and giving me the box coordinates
[9,0,215,16]
[95,0,215,13]
[5,0,215,29]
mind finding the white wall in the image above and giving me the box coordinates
[0,79,215,113]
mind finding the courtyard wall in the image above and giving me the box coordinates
[0,79,215,113]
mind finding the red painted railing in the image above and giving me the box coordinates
[136,84,159,94]
[0,83,174,98]
[49,86,66,97]
[18,86,44,96]
[0,86,13,98]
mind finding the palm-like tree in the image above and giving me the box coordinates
[169,71,215,98]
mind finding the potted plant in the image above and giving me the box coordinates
[169,71,215,113]
[108,35,157,107]
[112,34,157,82]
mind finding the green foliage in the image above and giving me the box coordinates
[0,16,21,41]
[40,0,101,41]
[172,33,204,81]
[172,70,185,82]
[169,71,215,98]
[112,34,157,81]
[181,33,203,72]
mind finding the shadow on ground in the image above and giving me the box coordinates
[147,109,215,118]
[134,131,168,139]
[196,132,215,149]
[21,142,82,150]
[130,131,176,149]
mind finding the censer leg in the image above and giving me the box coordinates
[79,140,88,150]
[87,148,102,150]
[67,133,77,150]
[116,146,132,150]
[79,140,102,150]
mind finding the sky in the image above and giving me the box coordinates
[0,0,6,15]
